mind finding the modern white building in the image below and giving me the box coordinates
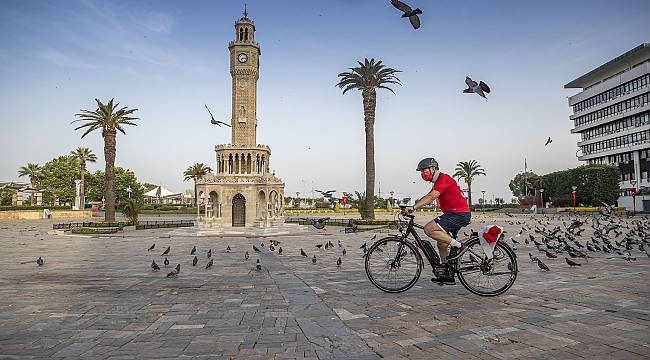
[565,43,650,211]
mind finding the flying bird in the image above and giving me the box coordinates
[463,76,491,100]
[151,260,160,271]
[205,104,231,127]
[390,0,422,29]
[147,243,155,251]
[545,137,553,146]
[161,246,170,256]
[36,256,44,266]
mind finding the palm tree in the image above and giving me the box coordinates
[183,163,213,220]
[73,98,138,222]
[336,58,401,220]
[18,163,41,190]
[453,160,486,208]
[70,147,97,209]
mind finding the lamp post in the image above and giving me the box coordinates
[630,179,637,213]
[296,192,300,209]
[390,191,394,208]
[571,186,577,209]
[481,190,486,210]
[539,188,545,208]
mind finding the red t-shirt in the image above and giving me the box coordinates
[433,173,470,213]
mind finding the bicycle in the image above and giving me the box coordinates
[364,206,518,296]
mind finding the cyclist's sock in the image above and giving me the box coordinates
[450,239,462,248]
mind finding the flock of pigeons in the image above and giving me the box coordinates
[489,212,650,272]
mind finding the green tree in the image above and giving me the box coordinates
[85,167,143,204]
[540,164,619,206]
[70,147,97,207]
[453,160,486,208]
[0,189,12,205]
[509,171,540,197]
[183,163,213,218]
[119,197,143,224]
[336,58,401,220]
[18,163,42,193]
[39,156,80,206]
[73,98,139,222]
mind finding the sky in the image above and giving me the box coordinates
[1,0,649,204]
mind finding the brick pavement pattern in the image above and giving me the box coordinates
[0,213,648,359]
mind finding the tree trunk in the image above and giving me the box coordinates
[195,180,199,221]
[104,130,117,222]
[80,162,85,210]
[362,88,376,221]
[467,180,473,210]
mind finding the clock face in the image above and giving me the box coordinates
[237,53,248,63]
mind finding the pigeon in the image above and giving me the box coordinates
[190,246,196,255]
[278,247,283,254]
[312,255,317,264]
[390,0,422,29]
[161,246,170,256]
[537,259,550,271]
[253,245,261,252]
[545,137,552,146]
[316,244,323,249]
[207,249,212,258]
[226,246,230,253]
[529,253,538,262]
[193,256,198,266]
[255,259,262,270]
[269,244,275,252]
[565,257,581,267]
[245,251,250,260]
[300,249,308,257]
[164,257,170,267]
[36,256,44,266]
[205,258,213,269]
[360,242,368,250]
[370,235,377,241]
[463,76,491,100]
[337,257,342,268]
[260,242,264,247]
[167,264,181,277]
[147,243,155,251]
[205,104,231,127]
[151,260,160,271]
[342,248,347,256]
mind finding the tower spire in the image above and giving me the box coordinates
[243,4,248,19]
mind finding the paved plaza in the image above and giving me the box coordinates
[0,213,649,359]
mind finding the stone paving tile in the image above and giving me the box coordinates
[0,214,649,359]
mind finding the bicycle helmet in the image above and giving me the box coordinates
[416,157,439,171]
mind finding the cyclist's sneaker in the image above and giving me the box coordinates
[446,243,467,261]
[431,267,456,285]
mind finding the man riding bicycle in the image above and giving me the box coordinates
[404,157,471,284]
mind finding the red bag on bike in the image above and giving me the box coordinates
[480,225,503,259]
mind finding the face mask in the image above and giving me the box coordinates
[421,169,439,182]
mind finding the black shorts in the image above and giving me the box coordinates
[434,212,471,237]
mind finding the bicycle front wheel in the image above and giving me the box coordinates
[457,239,518,297]
[365,236,423,293]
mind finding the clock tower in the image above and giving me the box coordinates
[196,8,285,229]
[228,9,260,147]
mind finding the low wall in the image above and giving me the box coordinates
[0,210,92,220]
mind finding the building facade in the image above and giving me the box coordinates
[565,44,650,210]
[196,11,285,227]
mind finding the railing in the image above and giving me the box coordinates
[136,220,195,229]
[53,221,131,230]
[284,217,357,227]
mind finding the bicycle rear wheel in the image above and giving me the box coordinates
[456,239,517,296]
[365,237,423,293]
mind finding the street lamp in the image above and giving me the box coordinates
[539,188,545,208]
[571,186,577,209]
[390,191,394,208]
[630,179,637,213]
[481,190,486,210]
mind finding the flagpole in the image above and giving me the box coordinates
[524,158,528,197]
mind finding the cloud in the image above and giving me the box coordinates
[38,49,97,69]
[143,12,174,33]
